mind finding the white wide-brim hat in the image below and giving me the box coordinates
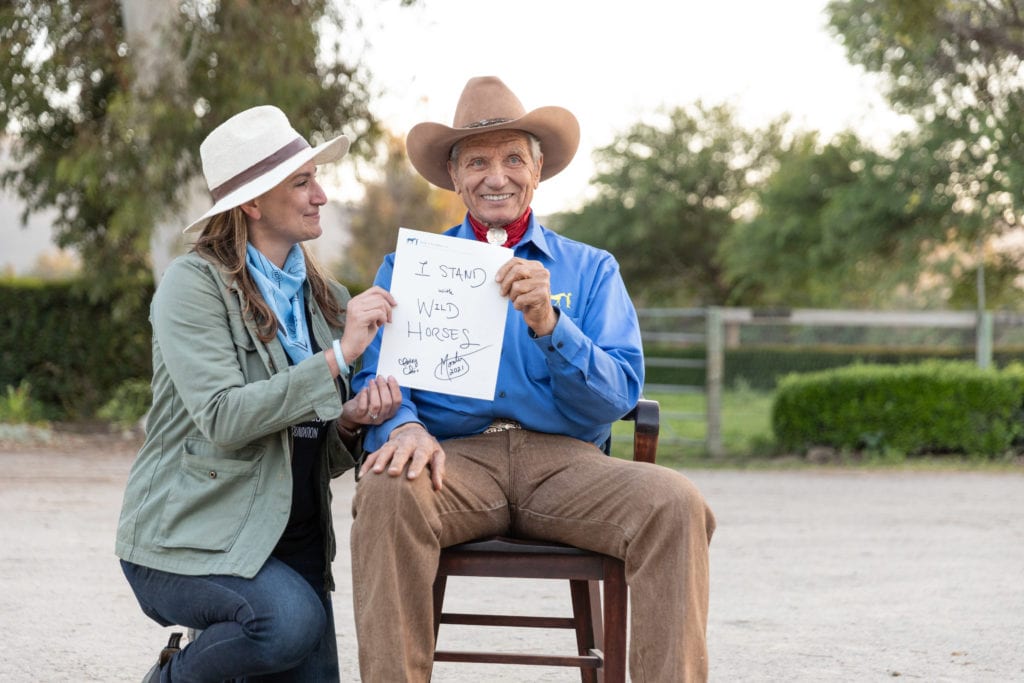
[183,105,350,233]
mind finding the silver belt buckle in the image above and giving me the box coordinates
[484,418,522,434]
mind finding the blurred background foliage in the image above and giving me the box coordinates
[1,0,382,312]
[557,0,1024,310]
[3,0,1023,310]
[4,0,1024,438]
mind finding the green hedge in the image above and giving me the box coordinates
[771,361,1024,457]
[0,273,362,422]
[0,277,153,419]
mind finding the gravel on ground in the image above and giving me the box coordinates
[1,430,1021,682]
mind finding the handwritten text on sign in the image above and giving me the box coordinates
[376,227,511,400]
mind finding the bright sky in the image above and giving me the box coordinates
[347,0,912,215]
[3,0,913,273]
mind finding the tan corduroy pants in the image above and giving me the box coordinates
[351,430,716,682]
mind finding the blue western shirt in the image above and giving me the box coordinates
[354,214,644,452]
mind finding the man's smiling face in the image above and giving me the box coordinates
[447,129,543,229]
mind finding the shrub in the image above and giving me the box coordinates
[97,378,153,428]
[0,277,152,419]
[0,381,49,424]
[772,361,1024,457]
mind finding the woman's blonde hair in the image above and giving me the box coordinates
[192,207,345,343]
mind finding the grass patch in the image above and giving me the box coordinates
[612,386,776,468]
[0,381,50,425]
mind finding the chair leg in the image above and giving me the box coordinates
[587,579,604,652]
[601,559,628,683]
[569,579,599,683]
[589,579,608,683]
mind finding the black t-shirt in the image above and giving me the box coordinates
[273,311,330,558]
[273,415,329,557]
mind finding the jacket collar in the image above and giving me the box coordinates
[203,251,329,373]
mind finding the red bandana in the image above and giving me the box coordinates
[468,208,532,248]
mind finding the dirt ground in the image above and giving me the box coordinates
[1,429,1022,682]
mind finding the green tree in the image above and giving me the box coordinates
[720,132,865,307]
[720,130,954,307]
[827,0,1024,305]
[341,132,465,287]
[554,103,786,305]
[0,0,382,310]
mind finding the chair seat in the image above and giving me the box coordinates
[440,537,614,582]
[448,537,596,554]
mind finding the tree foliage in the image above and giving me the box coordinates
[720,132,869,307]
[720,130,956,307]
[341,132,465,287]
[554,103,786,305]
[827,0,1024,116]
[550,3,1024,310]
[827,0,1024,304]
[0,0,381,309]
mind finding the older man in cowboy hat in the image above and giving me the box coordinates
[350,77,716,682]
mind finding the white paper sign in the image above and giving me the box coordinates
[376,227,512,400]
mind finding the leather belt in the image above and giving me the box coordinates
[483,418,522,434]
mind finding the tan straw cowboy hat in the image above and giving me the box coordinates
[183,105,350,233]
[406,76,580,191]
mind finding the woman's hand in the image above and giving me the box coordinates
[340,375,401,428]
[339,286,397,364]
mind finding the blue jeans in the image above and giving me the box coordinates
[121,552,339,682]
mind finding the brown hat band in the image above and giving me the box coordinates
[210,137,310,202]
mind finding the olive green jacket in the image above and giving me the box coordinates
[115,252,357,589]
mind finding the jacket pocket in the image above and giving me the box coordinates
[155,438,264,552]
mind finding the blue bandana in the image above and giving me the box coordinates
[246,243,312,364]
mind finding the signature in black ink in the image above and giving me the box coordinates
[434,345,492,382]
[398,357,420,376]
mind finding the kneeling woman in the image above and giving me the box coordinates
[116,106,400,682]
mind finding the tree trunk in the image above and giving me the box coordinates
[120,0,201,282]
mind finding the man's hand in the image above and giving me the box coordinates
[359,423,446,491]
[495,257,557,336]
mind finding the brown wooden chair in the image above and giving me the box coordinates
[431,399,660,683]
